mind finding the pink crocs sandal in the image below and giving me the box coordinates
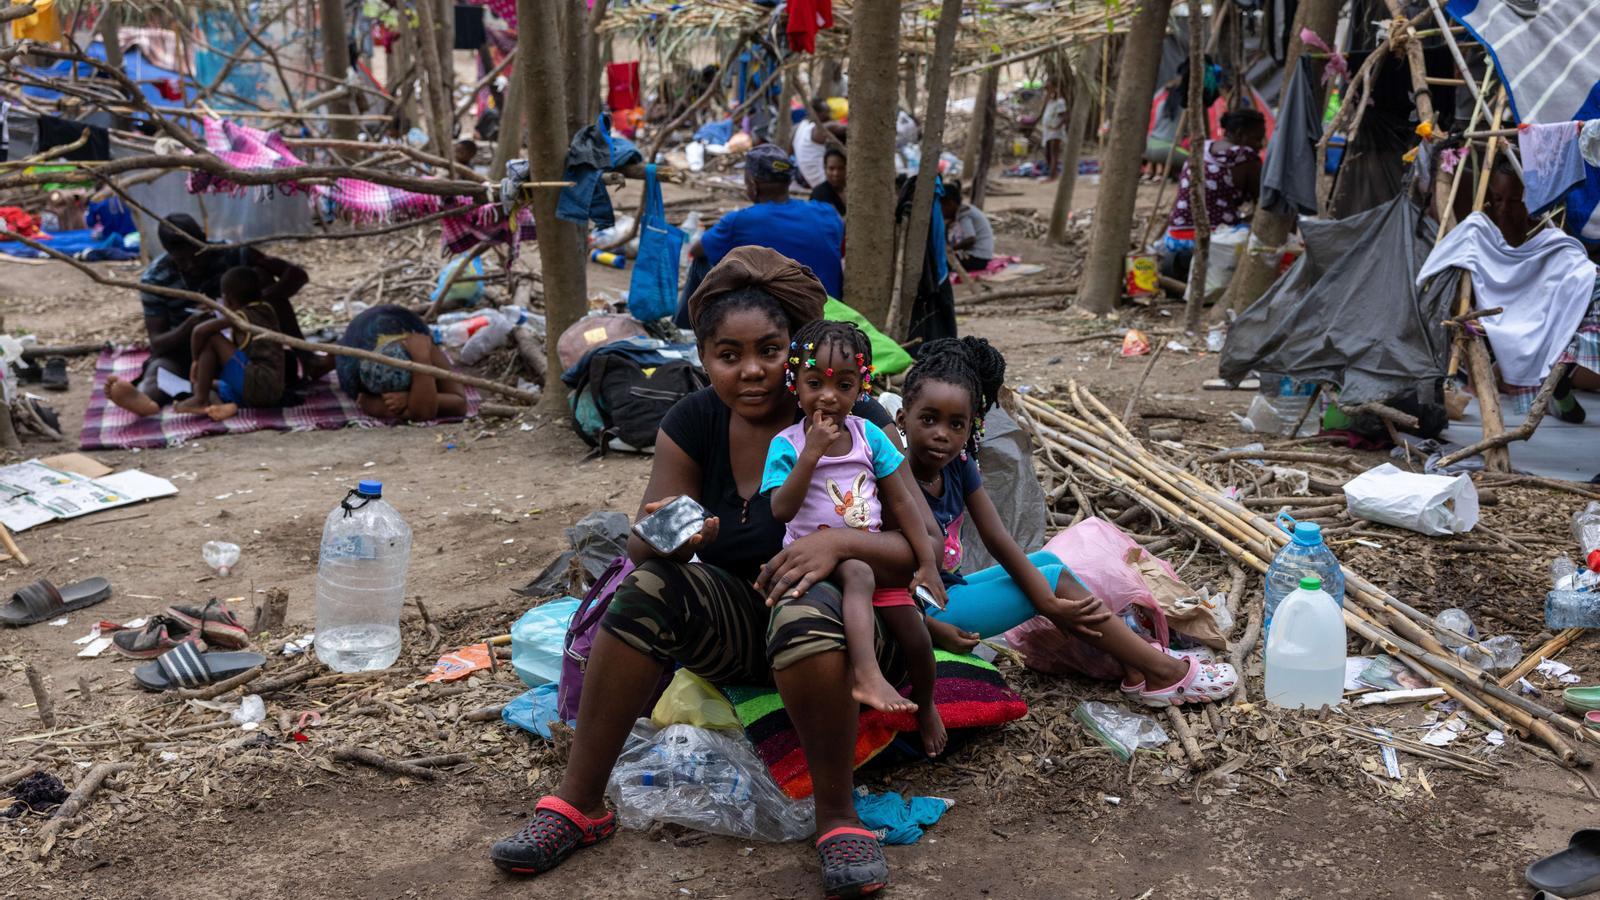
[1139,656,1237,707]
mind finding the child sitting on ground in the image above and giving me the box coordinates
[761,321,955,754]
[108,266,285,421]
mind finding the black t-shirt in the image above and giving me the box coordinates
[809,181,845,217]
[659,387,893,581]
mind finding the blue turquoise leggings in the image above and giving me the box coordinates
[926,550,1088,638]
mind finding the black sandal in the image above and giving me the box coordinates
[816,826,889,899]
[41,356,68,392]
[490,796,616,876]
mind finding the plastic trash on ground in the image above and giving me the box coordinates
[607,721,814,842]
[1432,608,1479,650]
[503,682,564,739]
[1343,463,1478,536]
[1073,701,1167,762]
[425,643,493,682]
[431,254,486,305]
[231,694,265,726]
[651,669,741,730]
[202,540,240,576]
[459,309,514,365]
[511,598,582,688]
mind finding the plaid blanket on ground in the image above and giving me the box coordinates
[81,348,479,451]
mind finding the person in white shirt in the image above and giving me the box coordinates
[792,97,845,188]
[1040,81,1068,180]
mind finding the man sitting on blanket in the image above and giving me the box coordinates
[109,267,286,420]
[115,213,328,411]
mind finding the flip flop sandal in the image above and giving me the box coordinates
[166,599,250,650]
[0,577,113,627]
[489,796,617,876]
[1527,828,1600,896]
[112,616,206,659]
[816,826,889,899]
[42,356,68,392]
[1140,656,1239,708]
[132,640,265,692]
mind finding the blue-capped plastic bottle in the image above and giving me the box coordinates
[315,480,412,672]
[1263,516,1345,636]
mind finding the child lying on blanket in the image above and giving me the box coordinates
[106,266,285,420]
[761,320,957,755]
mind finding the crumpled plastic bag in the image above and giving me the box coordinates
[1073,701,1168,762]
[1343,463,1478,535]
[651,670,740,730]
[517,510,631,598]
[502,683,565,739]
[425,643,494,683]
[606,721,814,842]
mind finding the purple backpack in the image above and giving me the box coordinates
[557,555,636,722]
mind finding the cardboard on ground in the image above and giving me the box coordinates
[0,459,178,532]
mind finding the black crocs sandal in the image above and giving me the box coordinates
[42,356,68,392]
[816,826,889,899]
[490,796,616,876]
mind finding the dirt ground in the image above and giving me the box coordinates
[1,164,1596,900]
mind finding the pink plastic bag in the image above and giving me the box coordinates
[1002,518,1172,680]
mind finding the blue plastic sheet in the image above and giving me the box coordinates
[502,683,565,739]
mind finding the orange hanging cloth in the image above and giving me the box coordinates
[11,0,63,42]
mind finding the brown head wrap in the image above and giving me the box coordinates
[685,246,827,337]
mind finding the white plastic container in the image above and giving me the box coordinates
[1264,576,1346,709]
[315,480,412,672]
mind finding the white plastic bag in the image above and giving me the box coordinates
[1343,463,1479,535]
[606,721,815,842]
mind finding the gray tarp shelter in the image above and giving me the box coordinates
[1219,195,1455,406]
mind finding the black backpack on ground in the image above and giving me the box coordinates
[567,340,706,453]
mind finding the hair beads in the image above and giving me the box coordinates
[783,323,875,395]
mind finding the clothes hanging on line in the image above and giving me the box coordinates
[786,0,833,53]
[36,115,109,161]
[1518,121,1587,213]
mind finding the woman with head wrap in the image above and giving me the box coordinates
[490,247,929,898]
[336,304,467,420]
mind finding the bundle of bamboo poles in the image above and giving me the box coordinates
[1007,382,1592,766]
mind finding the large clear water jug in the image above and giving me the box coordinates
[1265,576,1347,709]
[315,480,412,672]
[1263,516,1345,635]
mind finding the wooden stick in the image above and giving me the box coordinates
[334,746,437,780]
[464,704,507,722]
[1435,362,1568,469]
[253,664,316,694]
[1166,706,1205,770]
[1121,340,1167,424]
[402,753,475,769]
[25,663,53,729]
[36,761,133,857]
[0,522,29,567]
[0,762,39,788]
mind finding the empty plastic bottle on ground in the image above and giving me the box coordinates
[460,309,513,365]
[315,480,412,672]
[1574,502,1600,572]
[1263,518,1345,636]
[202,540,240,576]
[1265,576,1346,709]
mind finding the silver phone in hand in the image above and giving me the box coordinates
[633,495,707,555]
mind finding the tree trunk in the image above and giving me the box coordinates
[1078,0,1175,316]
[971,74,999,209]
[1182,0,1211,336]
[560,0,587,137]
[522,0,588,414]
[1219,0,1341,314]
[576,1,612,128]
[891,0,963,336]
[1048,41,1100,246]
[436,0,457,125]
[98,3,124,73]
[490,49,525,180]
[319,0,357,141]
[412,0,452,157]
[391,16,421,130]
[962,66,998,198]
[841,0,902,326]
[774,73,797,155]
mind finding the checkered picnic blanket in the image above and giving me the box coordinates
[80,347,479,451]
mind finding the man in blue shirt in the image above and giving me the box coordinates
[690,144,845,298]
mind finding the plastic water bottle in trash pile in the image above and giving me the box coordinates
[1574,502,1600,573]
[1265,576,1346,709]
[315,480,412,673]
[1263,515,1345,636]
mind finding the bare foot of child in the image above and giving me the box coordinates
[105,377,159,417]
[852,672,917,714]
[205,403,238,421]
[917,705,948,757]
[171,398,210,415]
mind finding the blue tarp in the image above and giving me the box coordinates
[20,42,197,117]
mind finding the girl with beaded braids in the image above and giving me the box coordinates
[762,319,957,755]
[903,337,1240,707]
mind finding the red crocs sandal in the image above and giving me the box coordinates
[490,796,616,876]
[816,826,889,899]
